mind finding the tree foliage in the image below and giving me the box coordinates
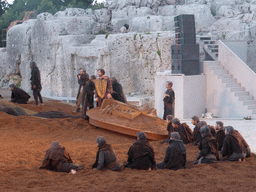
[0,0,99,36]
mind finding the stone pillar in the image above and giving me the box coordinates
[155,71,206,119]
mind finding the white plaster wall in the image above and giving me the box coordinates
[223,41,247,63]
[0,48,7,81]
[218,40,256,100]
[155,72,205,119]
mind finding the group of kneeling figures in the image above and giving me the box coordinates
[40,115,251,173]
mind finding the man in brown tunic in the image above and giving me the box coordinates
[163,81,175,120]
[124,132,156,170]
[40,141,82,173]
[221,126,246,161]
[92,136,121,171]
[194,126,219,164]
[172,118,193,144]
[94,69,113,107]
[234,130,251,158]
[156,132,186,170]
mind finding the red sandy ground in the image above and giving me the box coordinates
[0,100,256,191]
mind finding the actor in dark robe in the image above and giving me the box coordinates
[215,121,225,151]
[157,132,186,170]
[95,69,113,107]
[209,125,217,137]
[234,130,251,158]
[191,116,200,145]
[172,118,193,144]
[110,77,126,103]
[92,136,121,171]
[82,75,96,119]
[221,126,246,161]
[30,61,43,106]
[192,121,207,146]
[163,81,175,120]
[9,84,30,104]
[40,141,82,173]
[0,94,3,98]
[194,126,219,164]
[75,69,89,112]
[124,132,156,170]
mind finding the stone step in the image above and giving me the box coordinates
[218,74,232,79]
[198,36,211,41]
[214,70,228,75]
[230,87,245,92]
[239,96,254,101]
[225,82,241,87]
[208,44,218,49]
[243,100,256,105]
[204,40,216,44]
[247,105,256,110]
[222,78,236,83]
[234,91,249,96]
[208,65,224,70]
[211,49,219,53]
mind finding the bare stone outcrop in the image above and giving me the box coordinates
[2,0,256,98]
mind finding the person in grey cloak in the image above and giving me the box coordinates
[92,136,121,171]
[156,132,186,170]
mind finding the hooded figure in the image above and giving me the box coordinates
[156,132,186,170]
[221,126,246,161]
[92,136,121,171]
[194,126,219,164]
[30,61,43,106]
[9,84,30,104]
[40,141,82,173]
[124,132,156,170]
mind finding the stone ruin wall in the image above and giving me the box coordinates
[1,0,256,98]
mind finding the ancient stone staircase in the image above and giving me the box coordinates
[205,61,256,118]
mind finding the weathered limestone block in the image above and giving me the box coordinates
[94,8,112,23]
[0,48,7,84]
[129,16,174,32]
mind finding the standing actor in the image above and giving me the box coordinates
[94,69,113,107]
[163,81,175,120]
[82,75,96,119]
[75,69,89,112]
[30,61,43,106]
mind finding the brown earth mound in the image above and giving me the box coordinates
[0,100,256,191]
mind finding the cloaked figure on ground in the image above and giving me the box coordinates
[94,69,113,107]
[215,121,225,151]
[30,61,43,106]
[40,141,83,173]
[221,126,249,161]
[92,136,121,171]
[171,118,193,144]
[9,84,30,104]
[82,75,96,120]
[75,69,89,112]
[124,132,156,170]
[110,77,126,103]
[156,132,186,170]
[194,126,219,165]
[163,81,175,120]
